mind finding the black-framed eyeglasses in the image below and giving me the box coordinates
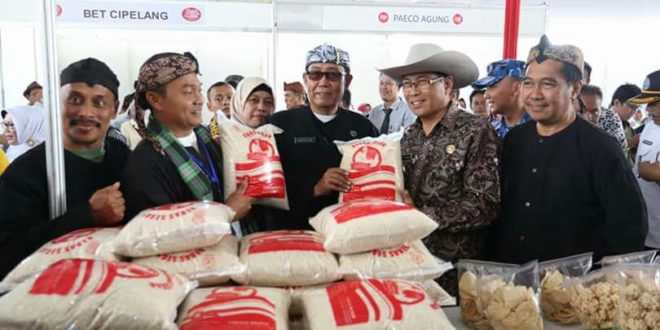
[1,121,14,130]
[306,71,346,82]
[401,76,444,91]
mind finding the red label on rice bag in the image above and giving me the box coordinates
[327,279,426,326]
[331,200,412,224]
[341,144,399,202]
[180,287,277,330]
[142,202,199,221]
[234,138,286,199]
[248,231,326,254]
[371,245,411,258]
[38,228,100,255]
[158,248,206,263]
[29,259,176,296]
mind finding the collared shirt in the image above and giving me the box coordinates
[635,122,660,248]
[492,112,532,139]
[597,106,628,152]
[369,97,417,134]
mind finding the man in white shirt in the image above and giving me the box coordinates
[630,69,660,249]
[369,73,417,134]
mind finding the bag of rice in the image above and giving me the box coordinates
[178,286,290,330]
[422,280,456,307]
[457,260,543,330]
[1,227,120,291]
[0,258,195,330]
[113,201,234,257]
[132,235,245,286]
[339,240,452,282]
[232,230,341,286]
[218,122,289,210]
[335,132,404,203]
[301,279,455,330]
[539,252,593,325]
[310,199,438,254]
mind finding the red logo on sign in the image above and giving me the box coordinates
[182,7,202,22]
[378,12,389,23]
[453,13,463,25]
[56,4,62,17]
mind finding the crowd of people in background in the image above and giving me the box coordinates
[0,35,658,296]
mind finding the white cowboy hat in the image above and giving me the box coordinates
[378,43,479,89]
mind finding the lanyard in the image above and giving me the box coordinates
[186,139,220,187]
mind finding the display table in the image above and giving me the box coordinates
[443,306,581,330]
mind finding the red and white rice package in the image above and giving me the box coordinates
[112,201,234,257]
[310,199,438,254]
[0,258,195,330]
[300,279,455,329]
[132,235,245,286]
[422,280,457,307]
[178,286,290,330]
[218,122,289,210]
[1,227,120,291]
[335,131,404,203]
[339,240,452,282]
[232,230,341,286]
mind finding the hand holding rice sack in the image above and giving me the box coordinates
[112,201,234,257]
[335,131,404,203]
[0,258,196,330]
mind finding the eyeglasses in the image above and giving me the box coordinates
[306,71,346,82]
[401,77,444,91]
[625,102,640,111]
[1,121,14,130]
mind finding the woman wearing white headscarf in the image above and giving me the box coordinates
[2,105,46,162]
[230,77,275,128]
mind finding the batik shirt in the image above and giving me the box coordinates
[597,106,628,152]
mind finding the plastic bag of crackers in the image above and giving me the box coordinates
[565,266,621,329]
[538,252,593,325]
[614,264,660,330]
[457,260,543,330]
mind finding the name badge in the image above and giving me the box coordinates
[642,140,653,146]
[294,136,316,144]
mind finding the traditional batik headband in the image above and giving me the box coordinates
[305,43,350,73]
[527,35,584,77]
[136,51,199,93]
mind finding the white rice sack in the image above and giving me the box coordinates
[178,286,290,330]
[132,235,245,286]
[301,279,455,330]
[113,201,234,257]
[218,122,289,210]
[0,258,195,330]
[310,200,438,254]
[232,230,341,286]
[336,132,404,203]
[339,240,452,282]
[1,227,120,291]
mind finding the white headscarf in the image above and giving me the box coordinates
[230,77,273,128]
[3,105,46,162]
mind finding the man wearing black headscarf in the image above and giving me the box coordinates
[0,58,130,278]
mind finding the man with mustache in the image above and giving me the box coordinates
[265,44,378,230]
[493,36,647,263]
[0,58,130,278]
[120,52,253,223]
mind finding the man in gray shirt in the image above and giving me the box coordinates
[369,73,417,134]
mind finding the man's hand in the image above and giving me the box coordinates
[89,182,125,225]
[638,161,660,182]
[313,168,351,197]
[225,180,254,221]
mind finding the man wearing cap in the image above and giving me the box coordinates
[630,70,660,250]
[611,83,643,163]
[369,73,417,134]
[472,60,531,139]
[283,81,307,110]
[265,44,378,230]
[0,58,130,278]
[120,52,253,222]
[493,36,647,263]
[23,81,43,106]
[379,43,500,294]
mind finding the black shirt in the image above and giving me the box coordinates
[493,117,647,263]
[265,106,378,230]
[0,138,130,278]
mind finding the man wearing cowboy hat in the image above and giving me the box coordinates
[380,43,501,295]
[266,43,378,231]
[493,36,646,263]
[472,59,531,139]
[630,70,660,250]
